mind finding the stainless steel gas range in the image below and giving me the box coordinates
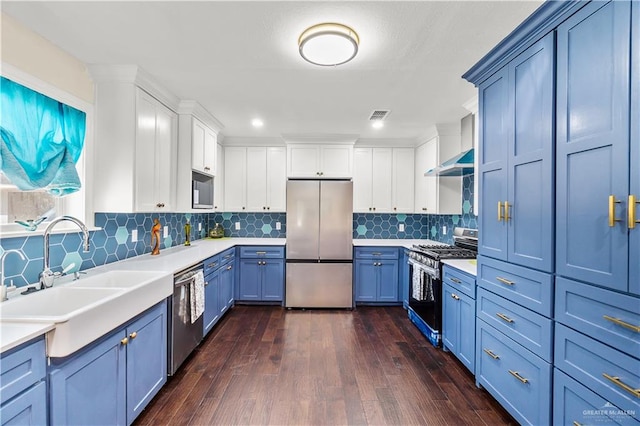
[407,227,478,347]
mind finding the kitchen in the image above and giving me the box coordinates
[1,1,639,425]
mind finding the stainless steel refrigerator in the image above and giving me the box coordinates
[285,179,353,308]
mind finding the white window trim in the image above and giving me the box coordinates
[0,62,95,236]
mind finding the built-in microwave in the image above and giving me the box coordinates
[192,171,213,209]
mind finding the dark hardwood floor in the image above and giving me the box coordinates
[134,306,516,426]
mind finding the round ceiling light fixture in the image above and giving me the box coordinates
[298,23,359,66]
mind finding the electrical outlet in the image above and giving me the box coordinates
[235,222,241,230]
[442,225,447,234]
[163,226,169,238]
[276,222,281,230]
[131,229,138,242]
[399,223,405,232]
[198,222,202,231]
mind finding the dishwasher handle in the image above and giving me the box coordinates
[174,266,203,287]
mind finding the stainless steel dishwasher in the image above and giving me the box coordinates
[169,263,204,375]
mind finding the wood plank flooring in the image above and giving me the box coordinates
[134,306,516,426]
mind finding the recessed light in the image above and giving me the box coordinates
[251,118,264,128]
[372,121,384,129]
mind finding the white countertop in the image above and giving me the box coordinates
[352,239,443,249]
[441,259,477,277]
[1,322,55,353]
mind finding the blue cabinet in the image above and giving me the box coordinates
[354,247,400,304]
[401,249,410,309]
[203,268,220,334]
[442,283,475,373]
[204,248,235,335]
[556,0,635,293]
[478,32,555,273]
[0,338,47,426]
[218,260,234,316]
[631,1,640,294]
[238,246,284,303]
[49,300,167,426]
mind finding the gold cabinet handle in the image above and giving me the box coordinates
[629,195,639,229]
[496,276,515,286]
[603,315,640,333]
[450,293,460,300]
[504,201,510,221]
[509,370,529,384]
[609,195,623,227]
[121,337,128,346]
[573,422,582,426]
[498,201,504,222]
[449,277,462,284]
[483,348,500,360]
[496,312,514,323]
[129,331,137,339]
[602,373,640,398]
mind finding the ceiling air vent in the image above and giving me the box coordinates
[369,110,390,121]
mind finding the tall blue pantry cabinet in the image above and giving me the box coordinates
[464,1,639,424]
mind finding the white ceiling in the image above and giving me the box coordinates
[1,1,542,144]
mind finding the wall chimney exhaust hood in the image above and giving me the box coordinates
[425,113,475,177]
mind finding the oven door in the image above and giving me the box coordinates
[408,259,442,335]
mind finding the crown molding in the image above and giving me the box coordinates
[178,100,224,133]
[281,133,358,145]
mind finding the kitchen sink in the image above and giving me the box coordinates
[0,269,172,357]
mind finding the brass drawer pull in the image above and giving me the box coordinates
[509,370,529,384]
[498,201,504,222]
[504,201,511,221]
[609,195,623,227]
[121,337,128,346]
[449,277,462,284]
[573,422,582,426]
[496,313,514,323]
[129,332,137,339]
[603,315,640,333]
[629,195,639,229]
[496,276,515,286]
[603,373,640,398]
[451,293,460,300]
[483,348,500,360]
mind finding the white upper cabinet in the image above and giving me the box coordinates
[191,119,217,176]
[224,146,286,212]
[91,65,179,213]
[287,144,353,178]
[353,147,414,213]
[213,143,224,211]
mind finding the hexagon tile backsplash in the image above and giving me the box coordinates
[0,176,475,286]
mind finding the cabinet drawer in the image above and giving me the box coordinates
[477,256,553,317]
[554,369,637,426]
[0,380,47,426]
[354,247,399,259]
[239,246,285,258]
[476,320,552,426]
[442,265,475,298]
[555,324,640,422]
[0,337,46,404]
[203,254,221,276]
[477,288,553,362]
[556,277,640,359]
[219,247,236,265]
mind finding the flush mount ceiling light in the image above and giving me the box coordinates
[298,23,359,66]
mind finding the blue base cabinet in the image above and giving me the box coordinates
[237,246,284,303]
[354,247,400,305]
[203,247,235,335]
[49,300,167,426]
[0,338,47,426]
[442,265,476,373]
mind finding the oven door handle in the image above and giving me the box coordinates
[408,258,438,278]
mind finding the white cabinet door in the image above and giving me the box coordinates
[246,147,267,212]
[191,120,206,174]
[392,148,415,213]
[424,139,438,214]
[266,147,286,212]
[135,89,176,212]
[353,148,373,212]
[203,127,216,175]
[224,147,247,211]
[371,148,393,212]
[320,145,353,178]
[287,145,319,177]
[214,143,224,211]
[414,143,428,213]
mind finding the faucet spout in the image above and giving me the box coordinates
[41,215,90,289]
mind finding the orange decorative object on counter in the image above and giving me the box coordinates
[151,218,161,255]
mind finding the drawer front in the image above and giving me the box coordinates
[477,288,553,362]
[0,380,47,426]
[354,247,399,260]
[442,265,475,298]
[239,246,285,258]
[556,276,640,359]
[0,337,46,404]
[477,256,553,317]
[476,320,552,426]
[555,324,640,422]
[219,247,236,266]
[203,254,221,276]
[554,369,638,426]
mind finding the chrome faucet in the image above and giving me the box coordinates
[1,250,26,301]
[40,215,90,289]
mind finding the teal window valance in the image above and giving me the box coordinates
[0,76,86,196]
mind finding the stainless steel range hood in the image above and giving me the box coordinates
[425,113,475,177]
